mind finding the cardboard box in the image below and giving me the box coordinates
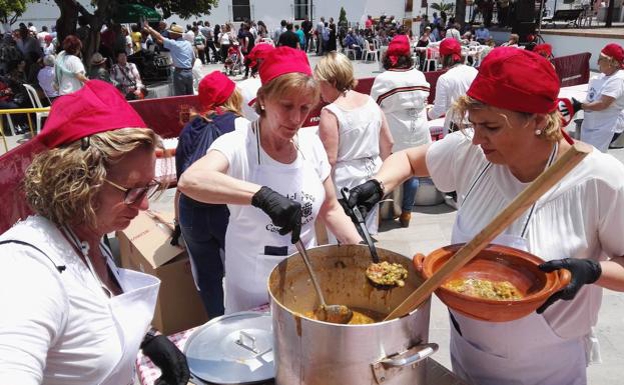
[117,210,208,335]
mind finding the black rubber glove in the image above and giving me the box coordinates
[252,186,302,243]
[571,97,583,114]
[141,334,190,385]
[536,258,602,314]
[170,224,182,246]
[345,179,384,220]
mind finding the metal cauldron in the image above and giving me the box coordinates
[268,245,436,385]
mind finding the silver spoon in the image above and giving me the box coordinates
[295,240,353,324]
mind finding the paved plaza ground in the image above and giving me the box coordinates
[3,53,623,384]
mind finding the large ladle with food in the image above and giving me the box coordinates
[383,142,592,321]
[294,240,354,324]
[340,188,409,288]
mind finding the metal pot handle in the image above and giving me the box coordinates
[379,342,438,367]
[372,343,439,384]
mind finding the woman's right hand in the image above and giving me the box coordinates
[251,186,302,243]
[346,179,385,220]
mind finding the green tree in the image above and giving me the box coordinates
[49,0,218,70]
[430,1,455,15]
[338,6,347,28]
[0,0,37,26]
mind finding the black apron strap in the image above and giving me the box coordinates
[0,240,66,273]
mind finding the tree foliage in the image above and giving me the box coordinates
[0,0,37,25]
[431,1,455,15]
[146,0,219,20]
[50,0,218,69]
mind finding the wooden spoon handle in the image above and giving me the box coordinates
[384,142,592,321]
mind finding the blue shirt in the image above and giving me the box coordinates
[163,37,194,69]
[476,28,490,40]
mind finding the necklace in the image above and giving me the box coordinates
[256,120,300,164]
[60,226,120,298]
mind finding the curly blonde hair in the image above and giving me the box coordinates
[451,95,563,142]
[24,128,164,228]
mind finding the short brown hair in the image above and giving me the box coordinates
[314,52,357,92]
[62,35,82,55]
[254,72,320,115]
[24,128,164,228]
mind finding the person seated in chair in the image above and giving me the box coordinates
[110,51,146,100]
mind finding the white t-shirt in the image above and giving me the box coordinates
[55,53,85,95]
[209,122,331,222]
[238,76,262,121]
[428,64,478,133]
[0,216,123,385]
[371,68,431,151]
[581,70,624,150]
[426,131,624,338]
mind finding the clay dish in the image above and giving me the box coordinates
[414,244,571,322]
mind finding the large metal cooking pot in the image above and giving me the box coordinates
[268,244,436,385]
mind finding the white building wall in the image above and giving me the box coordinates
[13,0,414,34]
[541,31,624,71]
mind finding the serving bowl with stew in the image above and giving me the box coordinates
[269,244,437,385]
[414,243,571,322]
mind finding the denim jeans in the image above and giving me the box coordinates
[179,196,229,318]
[173,69,194,96]
[401,177,420,212]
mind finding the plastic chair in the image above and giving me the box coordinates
[423,47,439,72]
[361,40,378,63]
[23,84,49,134]
[343,46,357,60]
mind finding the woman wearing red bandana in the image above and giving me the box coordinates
[428,38,478,135]
[574,43,624,152]
[179,47,362,314]
[347,47,624,385]
[0,81,189,385]
[370,35,431,227]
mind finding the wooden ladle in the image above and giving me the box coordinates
[384,142,592,321]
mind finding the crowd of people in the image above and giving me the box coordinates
[1,9,624,384]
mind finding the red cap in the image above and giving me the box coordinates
[533,43,552,58]
[467,47,560,114]
[386,35,410,66]
[259,46,312,85]
[601,43,624,67]
[439,38,462,62]
[44,35,53,43]
[38,80,147,148]
[198,71,236,112]
[246,43,275,70]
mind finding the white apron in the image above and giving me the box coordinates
[224,123,325,314]
[6,226,160,385]
[334,156,381,234]
[581,76,620,152]
[448,145,589,385]
[62,228,160,385]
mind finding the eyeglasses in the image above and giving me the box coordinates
[104,179,160,205]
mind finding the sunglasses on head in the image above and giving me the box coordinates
[104,179,160,205]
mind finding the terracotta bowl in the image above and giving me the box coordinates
[414,244,571,322]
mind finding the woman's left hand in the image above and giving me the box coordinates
[537,258,602,313]
[142,335,190,385]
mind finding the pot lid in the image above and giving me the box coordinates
[184,311,275,384]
